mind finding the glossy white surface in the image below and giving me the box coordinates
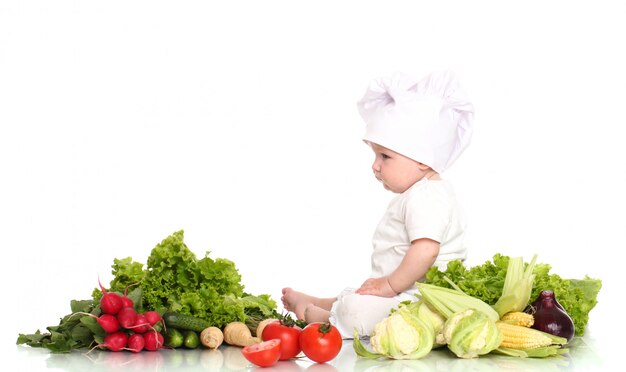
[10,329,614,372]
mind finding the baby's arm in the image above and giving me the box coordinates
[356,238,440,297]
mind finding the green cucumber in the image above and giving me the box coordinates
[164,328,184,348]
[162,312,211,332]
[183,331,200,349]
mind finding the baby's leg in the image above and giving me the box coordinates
[331,291,402,338]
[281,288,336,320]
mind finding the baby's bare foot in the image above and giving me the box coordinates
[281,287,316,320]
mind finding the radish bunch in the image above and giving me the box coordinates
[86,280,165,352]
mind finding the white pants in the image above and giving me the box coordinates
[328,288,416,339]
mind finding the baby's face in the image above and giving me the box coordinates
[369,143,430,193]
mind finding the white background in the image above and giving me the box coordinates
[1,0,624,369]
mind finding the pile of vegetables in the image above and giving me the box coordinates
[353,254,602,361]
[99,230,279,330]
[158,311,343,368]
[17,229,603,366]
[425,254,602,335]
[16,230,280,353]
[157,311,261,351]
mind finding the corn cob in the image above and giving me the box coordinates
[500,311,534,327]
[496,321,552,349]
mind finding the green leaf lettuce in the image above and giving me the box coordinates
[101,230,276,328]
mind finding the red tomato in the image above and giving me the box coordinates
[261,320,302,360]
[241,339,282,368]
[299,322,342,363]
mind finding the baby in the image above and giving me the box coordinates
[282,70,474,338]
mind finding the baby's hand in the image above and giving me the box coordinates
[355,277,398,298]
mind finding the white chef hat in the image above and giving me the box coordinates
[357,70,474,173]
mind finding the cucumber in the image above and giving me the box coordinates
[164,328,184,348]
[162,312,211,332]
[183,331,200,349]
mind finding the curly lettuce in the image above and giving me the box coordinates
[98,230,277,328]
[425,254,601,336]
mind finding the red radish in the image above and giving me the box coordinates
[117,307,138,329]
[130,314,150,334]
[127,333,145,353]
[144,311,162,326]
[98,278,124,315]
[97,314,121,333]
[69,312,121,333]
[120,296,134,309]
[102,331,129,352]
[143,331,164,351]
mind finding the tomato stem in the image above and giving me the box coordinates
[279,311,297,327]
[319,322,333,335]
[281,317,296,327]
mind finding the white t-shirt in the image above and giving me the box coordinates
[370,177,467,283]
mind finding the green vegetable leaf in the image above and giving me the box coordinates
[353,330,384,359]
[17,302,102,353]
[71,323,97,346]
[44,331,77,353]
[126,287,143,310]
[241,293,278,318]
[110,257,145,288]
[16,330,47,346]
[79,316,104,337]
[70,299,97,314]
